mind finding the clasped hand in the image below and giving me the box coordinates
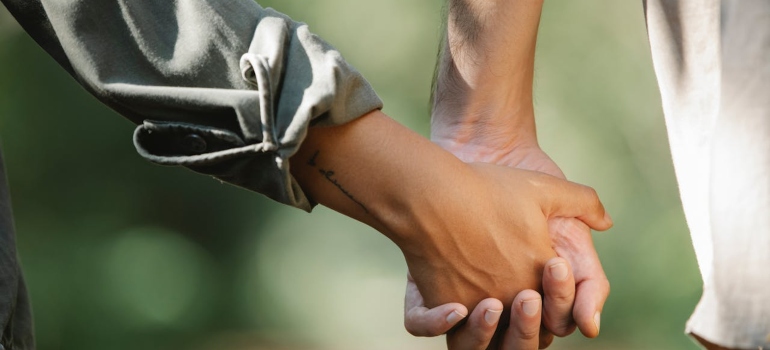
[289,111,611,349]
[404,142,612,349]
[396,159,611,349]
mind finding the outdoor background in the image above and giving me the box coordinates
[0,1,703,349]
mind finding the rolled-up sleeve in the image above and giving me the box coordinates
[2,0,383,211]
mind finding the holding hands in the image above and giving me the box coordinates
[290,111,611,349]
[404,140,611,349]
[402,0,612,348]
[291,0,612,348]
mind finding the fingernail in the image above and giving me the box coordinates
[446,310,466,324]
[522,299,539,316]
[484,309,502,325]
[550,262,568,281]
[594,312,601,334]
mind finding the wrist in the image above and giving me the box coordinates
[372,150,484,255]
[387,162,485,255]
[431,52,538,157]
[432,0,544,162]
[431,108,540,163]
[290,110,481,250]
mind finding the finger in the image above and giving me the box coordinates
[501,290,542,350]
[541,257,577,337]
[572,275,608,338]
[404,272,469,336]
[447,298,503,350]
[405,303,469,336]
[404,272,425,312]
[538,176,613,231]
[539,327,555,349]
[547,219,609,339]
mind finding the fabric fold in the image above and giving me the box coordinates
[3,0,382,211]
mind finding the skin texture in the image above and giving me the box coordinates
[404,143,610,349]
[404,0,609,347]
[433,143,610,340]
[407,1,751,349]
[404,257,573,349]
[290,110,612,329]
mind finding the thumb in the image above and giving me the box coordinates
[539,177,613,231]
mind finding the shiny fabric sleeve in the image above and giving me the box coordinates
[1,0,383,211]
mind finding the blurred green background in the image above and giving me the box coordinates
[0,1,703,349]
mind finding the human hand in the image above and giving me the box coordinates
[405,256,577,349]
[420,0,609,343]
[287,110,609,346]
[427,136,611,339]
[400,161,611,325]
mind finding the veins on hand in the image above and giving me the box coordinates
[307,150,369,213]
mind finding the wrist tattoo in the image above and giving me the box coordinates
[307,150,369,213]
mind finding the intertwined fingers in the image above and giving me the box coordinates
[542,257,577,337]
[446,298,503,350]
[404,272,469,337]
[501,290,543,350]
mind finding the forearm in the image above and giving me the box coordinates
[290,110,544,309]
[289,109,612,311]
[290,110,474,251]
[433,0,544,149]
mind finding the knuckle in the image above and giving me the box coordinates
[546,289,576,305]
[429,323,448,337]
[589,189,602,208]
[551,293,576,305]
[539,333,555,348]
[584,186,598,199]
[404,319,430,337]
[579,185,600,205]
[518,327,540,341]
[404,322,421,336]
[599,277,611,297]
[468,328,493,345]
[544,314,575,337]
[448,329,490,348]
[470,335,487,346]
[549,321,576,337]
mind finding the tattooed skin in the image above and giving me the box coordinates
[307,150,369,213]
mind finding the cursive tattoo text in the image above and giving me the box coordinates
[307,150,369,213]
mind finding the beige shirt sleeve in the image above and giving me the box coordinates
[644,0,770,348]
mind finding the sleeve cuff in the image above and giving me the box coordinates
[129,6,382,211]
